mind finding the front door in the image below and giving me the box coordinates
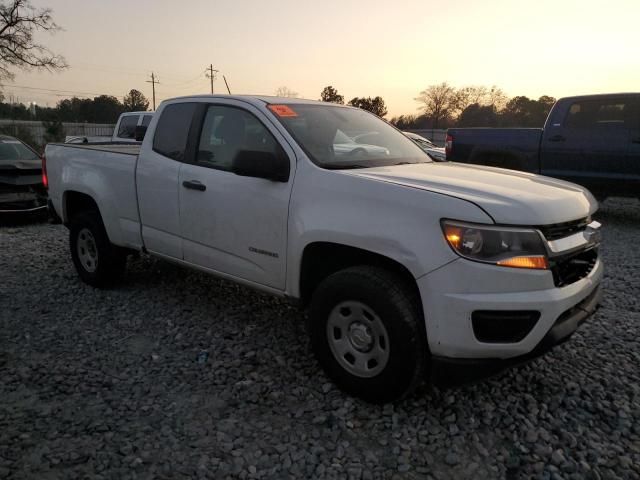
[178,101,295,290]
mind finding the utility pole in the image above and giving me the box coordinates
[223,75,231,94]
[205,65,218,94]
[146,72,159,110]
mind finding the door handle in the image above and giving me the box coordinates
[548,135,566,142]
[182,180,206,191]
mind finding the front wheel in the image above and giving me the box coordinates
[69,211,127,288]
[309,266,427,403]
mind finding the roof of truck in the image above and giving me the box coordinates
[120,111,154,116]
[558,92,640,101]
[163,94,344,108]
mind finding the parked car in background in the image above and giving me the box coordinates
[333,130,389,157]
[45,95,602,403]
[65,111,154,144]
[446,93,640,199]
[0,135,47,214]
[404,131,446,161]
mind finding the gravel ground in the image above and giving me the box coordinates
[1,199,639,480]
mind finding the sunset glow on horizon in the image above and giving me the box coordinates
[7,0,640,117]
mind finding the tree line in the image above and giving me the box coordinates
[317,83,556,130]
[399,82,556,129]
[318,86,388,118]
[0,89,150,150]
[0,89,150,123]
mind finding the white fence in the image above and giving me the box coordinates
[0,119,115,146]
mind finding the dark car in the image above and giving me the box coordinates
[0,135,47,214]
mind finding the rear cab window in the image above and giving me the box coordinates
[564,99,631,130]
[152,103,198,161]
[116,115,139,139]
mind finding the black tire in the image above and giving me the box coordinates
[309,266,428,403]
[69,210,126,288]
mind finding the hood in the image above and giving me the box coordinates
[345,162,596,225]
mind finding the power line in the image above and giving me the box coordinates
[0,83,123,97]
[161,74,208,88]
[71,62,205,83]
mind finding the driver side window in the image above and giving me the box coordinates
[196,105,280,171]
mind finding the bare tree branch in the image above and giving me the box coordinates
[414,82,459,129]
[0,0,67,80]
[275,86,299,98]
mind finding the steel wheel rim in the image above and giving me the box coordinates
[326,300,390,378]
[77,228,98,273]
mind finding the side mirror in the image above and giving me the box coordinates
[231,149,290,182]
[134,125,148,142]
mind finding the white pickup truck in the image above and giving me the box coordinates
[65,111,153,144]
[44,95,603,402]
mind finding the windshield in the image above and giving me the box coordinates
[269,104,431,169]
[0,138,39,163]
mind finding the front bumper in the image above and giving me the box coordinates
[431,285,602,386]
[417,255,603,360]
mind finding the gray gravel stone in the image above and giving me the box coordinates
[445,452,460,466]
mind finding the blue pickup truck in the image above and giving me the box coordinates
[446,93,640,199]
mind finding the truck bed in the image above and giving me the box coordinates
[447,128,542,172]
[45,142,143,250]
[51,143,141,156]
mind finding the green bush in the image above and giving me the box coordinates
[43,120,66,144]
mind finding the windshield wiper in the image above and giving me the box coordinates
[322,163,369,170]
[393,160,429,166]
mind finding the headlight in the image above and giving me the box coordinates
[441,220,548,269]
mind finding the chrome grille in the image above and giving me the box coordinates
[537,217,590,241]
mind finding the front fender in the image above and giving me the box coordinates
[285,161,493,297]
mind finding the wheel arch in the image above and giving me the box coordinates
[298,241,422,311]
[63,190,101,224]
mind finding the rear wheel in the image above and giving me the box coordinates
[309,266,427,403]
[69,211,126,287]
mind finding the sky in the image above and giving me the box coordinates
[4,0,640,117]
